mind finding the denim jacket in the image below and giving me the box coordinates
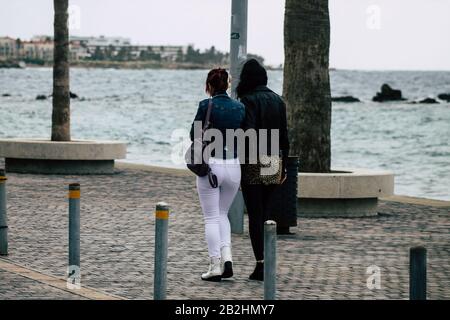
[190,91,245,159]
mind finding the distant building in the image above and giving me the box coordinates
[69,36,186,61]
[71,35,132,48]
[0,37,18,61]
[31,35,53,43]
[1,35,189,63]
[21,40,53,61]
[146,45,187,61]
[68,41,90,61]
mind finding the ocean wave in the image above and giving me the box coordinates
[1,68,449,200]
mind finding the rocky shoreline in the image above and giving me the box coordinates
[0,60,283,71]
[331,83,450,104]
[0,60,213,70]
[1,65,448,104]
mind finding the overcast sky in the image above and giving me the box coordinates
[1,0,449,70]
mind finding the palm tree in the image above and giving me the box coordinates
[51,0,70,141]
[283,0,332,173]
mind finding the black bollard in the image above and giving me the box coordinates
[410,246,427,300]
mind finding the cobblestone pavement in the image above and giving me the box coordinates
[0,269,87,300]
[0,162,449,300]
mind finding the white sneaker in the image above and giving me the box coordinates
[221,246,233,278]
[201,257,222,282]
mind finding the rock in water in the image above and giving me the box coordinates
[331,96,360,103]
[437,93,450,102]
[36,95,47,100]
[70,91,79,99]
[372,84,406,102]
[47,92,79,99]
[418,98,439,104]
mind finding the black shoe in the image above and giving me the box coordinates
[201,275,222,282]
[277,226,295,235]
[249,262,264,281]
[222,261,233,279]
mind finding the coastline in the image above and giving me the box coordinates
[0,60,283,71]
[1,69,448,201]
[1,156,446,204]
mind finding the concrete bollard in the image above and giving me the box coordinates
[410,246,427,300]
[264,220,277,300]
[154,202,170,300]
[67,183,81,289]
[228,189,244,234]
[0,169,8,256]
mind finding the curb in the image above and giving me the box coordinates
[0,258,127,300]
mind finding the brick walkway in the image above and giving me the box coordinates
[0,268,87,300]
[0,162,449,300]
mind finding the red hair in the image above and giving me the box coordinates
[206,68,229,96]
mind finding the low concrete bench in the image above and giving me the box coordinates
[298,168,394,217]
[0,139,126,174]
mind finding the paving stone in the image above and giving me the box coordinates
[0,269,87,300]
[0,162,448,299]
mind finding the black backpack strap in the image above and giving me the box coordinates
[203,98,213,132]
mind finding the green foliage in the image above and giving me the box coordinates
[140,47,161,61]
[91,47,105,61]
[83,44,262,66]
[247,53,265,66]
[104,45,116,60]
[115,47,132,61]
[23,57,45,65]
[184,45,229,65]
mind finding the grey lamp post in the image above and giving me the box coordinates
[228,0,248,234]
[230,0,248,97]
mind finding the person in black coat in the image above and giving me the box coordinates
[237,59,290,281]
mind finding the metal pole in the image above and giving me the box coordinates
[410,246,427,300]
[227,0,248,233]
[68,183,80,288]
[154,202,169,300]
[0,169,8,256]
[230,0,248,97]
[264,220,277,300]
[228,189,244,234]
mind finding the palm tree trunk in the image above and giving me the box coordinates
[51,0,70,141]
[283,0,331,172]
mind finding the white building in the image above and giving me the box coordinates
[21,41,53,61]
[148,45,187,60]
[31,35,53,42]
[70,44,90,60]
[1,35,189,62]
[0,37,18,61]
[71,35,131,51]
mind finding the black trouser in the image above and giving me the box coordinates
[241,183,276,261]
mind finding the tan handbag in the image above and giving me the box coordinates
[241,155,282,185]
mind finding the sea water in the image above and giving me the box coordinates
[0,68,449,200]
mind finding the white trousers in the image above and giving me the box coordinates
[196,157,241,258]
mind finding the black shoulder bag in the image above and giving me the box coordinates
[185,99,218,187]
